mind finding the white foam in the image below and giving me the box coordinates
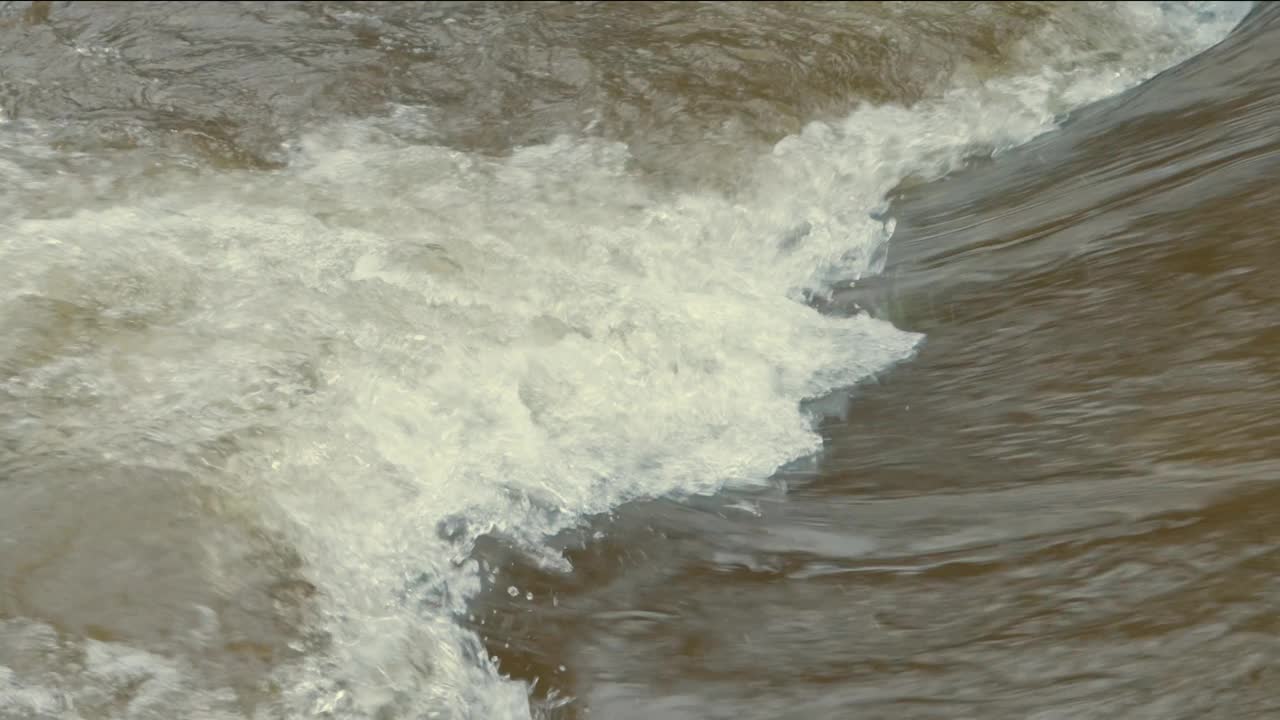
[0,3,1250,718]
[0,619,243,720]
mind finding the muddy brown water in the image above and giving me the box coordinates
[1,3,1276,719]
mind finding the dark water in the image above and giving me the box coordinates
[1,2,1276,719]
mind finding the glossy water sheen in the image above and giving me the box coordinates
[1,2,1275,719]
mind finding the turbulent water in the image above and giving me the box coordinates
[1,2,1276,718]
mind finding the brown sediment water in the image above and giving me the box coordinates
[1,3,1275,719]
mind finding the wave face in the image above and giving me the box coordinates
[0,2,1251,718]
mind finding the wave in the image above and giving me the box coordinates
[0,2,1250,718]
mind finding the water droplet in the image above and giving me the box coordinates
[507,585,519,597]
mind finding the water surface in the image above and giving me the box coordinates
[2,3,1275,719]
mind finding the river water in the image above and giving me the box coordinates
[1,2,1277,719]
